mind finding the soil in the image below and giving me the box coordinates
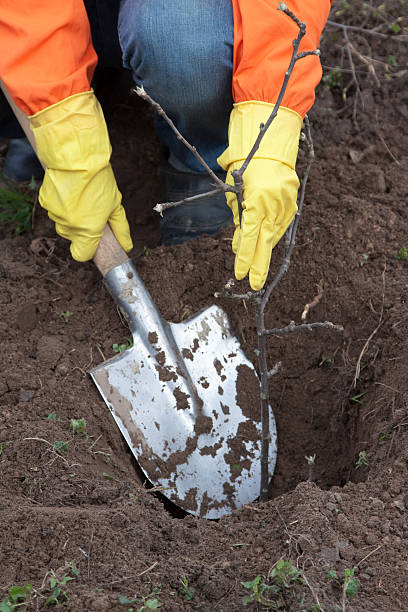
[1,3,408,610]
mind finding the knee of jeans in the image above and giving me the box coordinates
[119,0,233,112]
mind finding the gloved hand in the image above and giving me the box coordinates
[217,102,302,291]
[29,90,133,260]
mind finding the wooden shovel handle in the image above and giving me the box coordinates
[0,79,129,278]
[93,226,129,277]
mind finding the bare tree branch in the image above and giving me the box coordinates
[133,86,232,194]
[327,19,408,41]
[263,320,344,336]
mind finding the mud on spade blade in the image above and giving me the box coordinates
[90,260,277,519]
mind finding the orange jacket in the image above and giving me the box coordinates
[0,0,331,118]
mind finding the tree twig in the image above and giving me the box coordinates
[353,267,385,387]
[342,29,364,122]
[154,189,220,214]
[327,19,408,41]
[134,86,230,194]
[263,320,343,336]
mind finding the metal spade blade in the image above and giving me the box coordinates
[90,257,277,519]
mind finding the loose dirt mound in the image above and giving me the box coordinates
[1,4,408,610]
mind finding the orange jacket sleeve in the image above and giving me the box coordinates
[232,0,332,117]
[0,1,96,116]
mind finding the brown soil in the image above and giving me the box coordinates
[1,3,408,609]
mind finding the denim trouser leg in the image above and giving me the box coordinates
[118,0,234,173]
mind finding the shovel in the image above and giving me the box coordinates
[91,228,277,518]
[1,80,278,518]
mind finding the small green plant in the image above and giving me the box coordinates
[242,559,302,608]
[360,253,369,266]
[112,337,133,354]
[0,561,79,611]
[44,561,79,606]
[53,440,69,455]
[60,311,73,322]
[388,21,402,34]
[355,450,369,468]
[378,431,391,445]
[343,567,359,597]
[102,472,120,482]
[327,569,338,581]
[70,418,88,438]
[395,247,407,260]
[0,177,35,235]
[0,583,32,610]
[179,576,195,601]
[119,586,162,611]
[47,412,57,421]
[334,0,352,17]
[350,391,366,404]
[0,441,12,457]
[323,67,343,90]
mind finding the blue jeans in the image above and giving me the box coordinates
[118,0,234,172]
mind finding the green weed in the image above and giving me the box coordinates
[47,412,57,421]
[360,253,369,266]
[44,561,79,606]
[326,567,359,603]
[378,431,391,445]
[119,586,162,611]
[112,337,133,354]
[343,567,359,597]
[355,450,369,468]
[323,67,343,90]
[388,21,402,33]
[60,311,73,322]
[179,576,195,601]
[54,440,69,455]
[395,247,407,260]
[0,441,12,457]
[70,418,88,438]
[0,176,35,235]
[0,583,32,611]
[0,561,79,610]
[102,472,120,482]
[350,392,366,404]
[242,559,302,608]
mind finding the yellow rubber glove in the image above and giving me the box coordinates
[217,102,302,291]
[29,91,133,260]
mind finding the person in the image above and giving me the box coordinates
[0,0,332,290]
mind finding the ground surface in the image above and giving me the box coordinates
[1,3,408,610]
